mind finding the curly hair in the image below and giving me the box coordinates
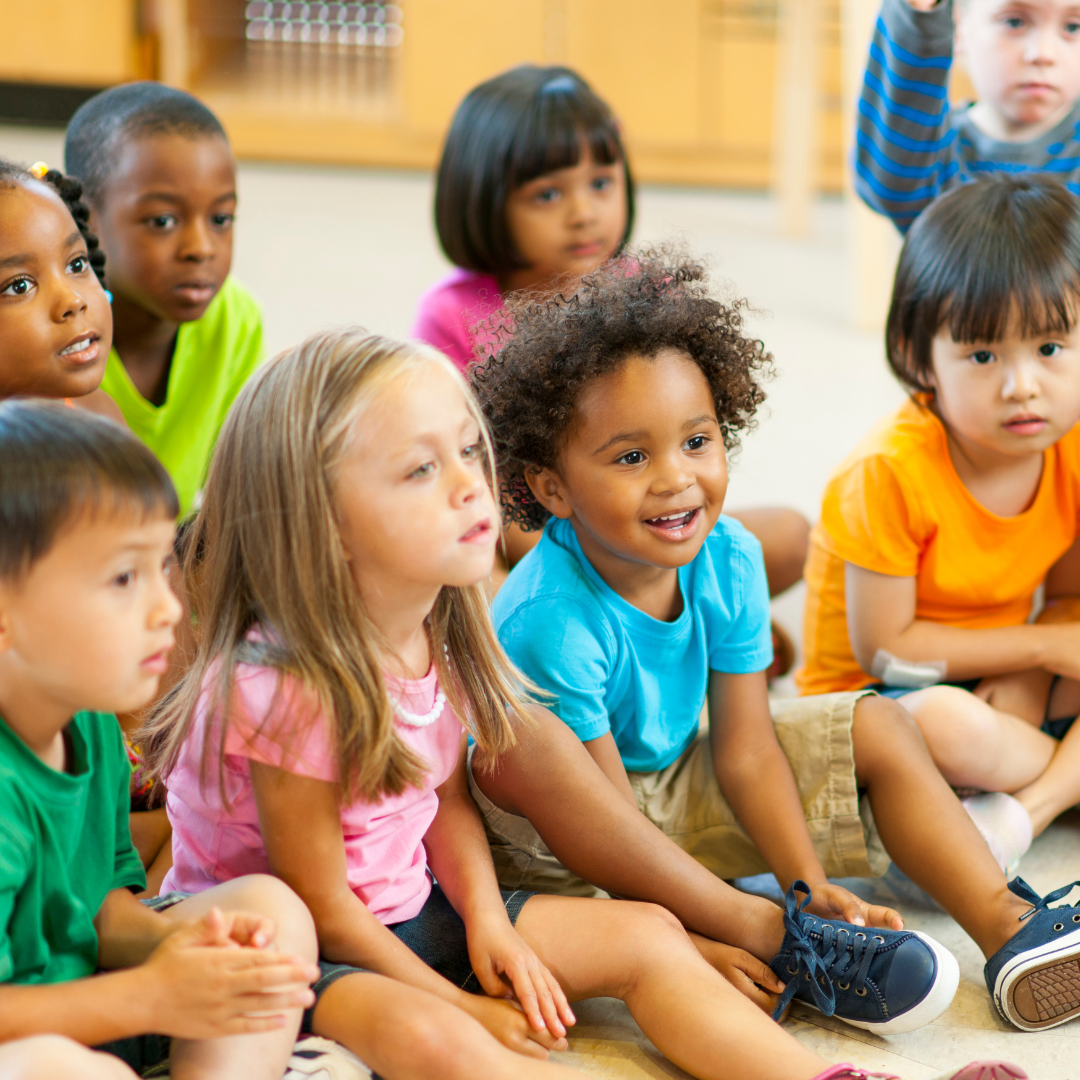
[470,248,772,531]
[0,159,107,286]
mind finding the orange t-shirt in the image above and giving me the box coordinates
[797,396,1080,695]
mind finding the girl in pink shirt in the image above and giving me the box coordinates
[139,329,928,1080]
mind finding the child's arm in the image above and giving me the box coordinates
[424,737,575,1038]
[0,894,315,1046]
[708,669,903,929]
[581,731,638,805]
[246,759,565,1059]
[846,562,1080,682]
[855,0,955,231]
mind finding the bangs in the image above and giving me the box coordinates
[506,78,623,188]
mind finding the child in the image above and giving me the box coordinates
[64,82,263,516]
[468,246,1080,1035]
[414,64,810,667]
[0,400,320,1080]
[856,0,1080,231]
[800,175,1080,872]
[0,159,120,422]
[139,330,1007,1080]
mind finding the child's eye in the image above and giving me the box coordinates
[146,214,178,230]
[616,450,645,465]
[408,462,435,480]
[685,434,709,451]
[67,254,89,275]
[1039,342,1062,357]
[970,350,996,365]
[211,213,234,229]
[112,570,135,588]
[1003,14,1025,28]
[1066,18,1080,32]
[461,442,481,460]
[533,187,561,205]
[591,176,614,192]
[0,275,34,298]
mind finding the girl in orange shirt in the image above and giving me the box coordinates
[800,175,1080,872]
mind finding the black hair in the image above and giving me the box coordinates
[0,159,107,286]
[435,65,635,276]
[0,400,179,581]
[471,247,770,531]
[65,81,228,205]
[886,175,1080,393]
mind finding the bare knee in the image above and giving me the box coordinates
[0,1035,135,1080]
[852,693,930,775]
[607,901,695,992]
[212,874,318,961]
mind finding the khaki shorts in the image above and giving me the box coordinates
[467,691,890,897]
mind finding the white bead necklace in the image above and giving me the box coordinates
[391,645,448,727]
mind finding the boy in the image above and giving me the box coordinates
[64,82,263,515]
[470,251,1080,1033]
[856,0,1080,231]
[0,401,319,1078]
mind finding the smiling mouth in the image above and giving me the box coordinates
[57,334,100,363]
[644,508,700,532]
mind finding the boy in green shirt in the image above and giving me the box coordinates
[0,401,318,1078]
[64,83,263,515]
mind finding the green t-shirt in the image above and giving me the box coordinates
[0,712,146,985]
[100,277,264,515]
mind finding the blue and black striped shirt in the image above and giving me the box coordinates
[856,0,1080,232]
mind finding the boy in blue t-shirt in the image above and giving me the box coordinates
[0,402,318,1079]
[469,250,1080,1035]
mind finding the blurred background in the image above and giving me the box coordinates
[0,0,977,658]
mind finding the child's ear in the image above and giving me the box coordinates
[524,467,574,521]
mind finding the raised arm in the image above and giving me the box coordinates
[855,0,956,231]
[845,561,1080,681]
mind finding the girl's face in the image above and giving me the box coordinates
[929,312,1080,458]
[0,181,112,399]
[502,143,627,293]
[334,361,499,605]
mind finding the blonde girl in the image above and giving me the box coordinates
[142,330,1009,1080]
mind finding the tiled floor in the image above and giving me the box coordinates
[4,126,1079,1079]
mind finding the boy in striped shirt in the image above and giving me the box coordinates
[856,0,1080,231]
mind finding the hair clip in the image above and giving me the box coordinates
[29,162,49,180]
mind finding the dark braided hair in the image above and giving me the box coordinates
[471,246,772,532]
[0,159,107,286]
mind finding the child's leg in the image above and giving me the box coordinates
[725,507,810,596]
[0,1035,137,1080]
[161,874,319,1080]
[514,896,830,1080]
[1012,713,1080,834]
[311,971,581,1080]
[850,696,1031,958]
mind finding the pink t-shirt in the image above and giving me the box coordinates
[410,268,503,372]
[161,659,465,926]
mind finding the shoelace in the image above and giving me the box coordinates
[771,880,883,1022]
[1010,876,1080,921]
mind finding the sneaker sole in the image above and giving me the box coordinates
[805,931,960,1035]
[993,924,1080,1031]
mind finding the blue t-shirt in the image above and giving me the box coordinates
[493,516,774,773]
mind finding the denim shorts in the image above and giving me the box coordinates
[870,679,1077,739]
[302,883,535,1033]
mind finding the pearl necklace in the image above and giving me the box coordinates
[392,645,449,727]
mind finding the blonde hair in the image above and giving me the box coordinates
[141,329,528,802]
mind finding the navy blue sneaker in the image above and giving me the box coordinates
[984,877,1080,1030]
[769,880,959,1034]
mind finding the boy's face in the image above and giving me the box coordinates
[503,144,627,291]
[0,181,112,399]
[957,0,1080,134]
[90,133,236,326]
[929,313,1080,458]
[527,350,727,573]
[0,509,181,728]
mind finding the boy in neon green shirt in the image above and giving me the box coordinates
[65,82,263,515]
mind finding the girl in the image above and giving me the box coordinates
[0,158,173,895]
[143,328,1016,1080]
[412,65,808,669]
[798,175,1080,871]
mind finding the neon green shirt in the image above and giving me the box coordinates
[0,712,145,985]
[101,278,264,515]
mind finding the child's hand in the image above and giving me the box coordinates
[459,994,568,1058]
[465,916,575,1042]
[708,942,786,1014]
[139,908,319,1039]
[803,883,904,931]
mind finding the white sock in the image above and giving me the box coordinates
[961,792,1033,876]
